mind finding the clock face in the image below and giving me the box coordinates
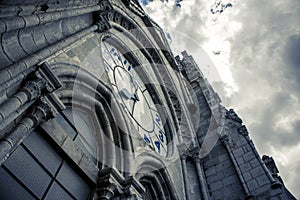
[101,40,167,156]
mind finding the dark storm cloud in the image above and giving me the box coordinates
[228,0,300,197]
[284,34,300,84]
[143,0,300,197]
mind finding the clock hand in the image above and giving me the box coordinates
[119,88,139,101]
[119,88,132,99]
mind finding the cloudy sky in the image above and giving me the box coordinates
[140,0,300,197]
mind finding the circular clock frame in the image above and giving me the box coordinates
[100,34,170,157]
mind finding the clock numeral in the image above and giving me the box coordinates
[159,130,164,143]
[144,134,151,145]
[154,141,161,153]
[104,63,110,72]
[128,65,132,71]
[155,114,161,126]
[113,52,121,61]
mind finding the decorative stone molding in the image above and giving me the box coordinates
[36,62,62,93]
[96,15,112,33]
[97,168,124,199]
[0,92,64,165]
[97,168,145,199]
[238,125,249,136]
[28,93,65,125]
[226,109,243,124]
[99,0,114,11]
[220,133,229,143]
[20,78,46,102]
[0,62,61,130]
[95,0,113,33]
[123,176,145,199]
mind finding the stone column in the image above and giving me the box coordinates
[194,156,210,200]
[0,78,46,125]
[0,95,60,165]
[180,153,190,200]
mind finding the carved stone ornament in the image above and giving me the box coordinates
[226,109,243,123]
[96,15,112,33]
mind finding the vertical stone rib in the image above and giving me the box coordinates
[194,157,210,200]
[180,155,191,200]
[246,137,282,189]
[221,136,254,199]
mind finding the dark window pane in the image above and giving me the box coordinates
[23,131,62,175]
[3,146,52,199]
[0,167,35,200]
[44,181,74,200]
[56,162,91,199]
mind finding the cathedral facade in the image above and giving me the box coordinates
[0,0,296,199]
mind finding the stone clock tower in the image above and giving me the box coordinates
[0,0,296,199]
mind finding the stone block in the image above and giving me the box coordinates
[247,179,259,191]
[210,181,223,191]
[236,156,245,166]
[44,21,64,44]
[204,158,219,168]
[255,173,270,187]
[22,15,40,29]
[33,27,49,49]
[249,166,264,178]
[232,148,244,157]
[249,158,260,168]
[2,31,28,62]
[236,137,248,146]
[243,151,256,162]
[219,159,233,169]
[222,175,238,186]
[218,154,229,162]
[3,16,25,32]
[62,136,83,165]
[207,174,219,184]
[19,28,39,54]
[0,42,13,68]
[240,162,251,172]
[205,166,216,176]
[252,184,270,196]
[41,119,68,146]
[78,154,98,183]
[222,166,236,177]
[243,172,252,182]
